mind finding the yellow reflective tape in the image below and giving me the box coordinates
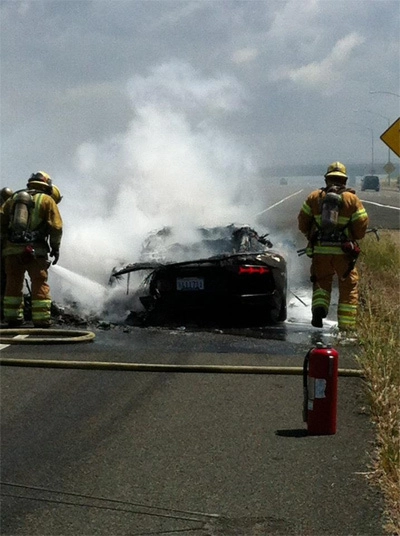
[3,308,24,320]
[4,296,23,305]
[313,297,329,303]
[338,317,356,326]
[313,288,330,296]
[29,193,43,229]
[338,304,357,313]
[313,246,343,254]
[351,210,368,222]
[301,202,312,216]
[32,312,51,321]
[31,299,51,307]
[31,301,51,313]
[312,298,329,305]
[312,302,329,310]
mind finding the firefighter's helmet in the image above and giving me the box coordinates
[324,161,348,182]
[29,171,52,183]
[27,171,53,192]
[1,187,13,204]
[51,184,63,204]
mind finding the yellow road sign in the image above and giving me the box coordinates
[380,117,400,158]
[384,162,395,174]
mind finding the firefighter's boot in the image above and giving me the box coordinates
[312,306,326,328]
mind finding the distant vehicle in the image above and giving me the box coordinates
[110,224,287,325]
[361,175,380,192]
[279,177,288,185]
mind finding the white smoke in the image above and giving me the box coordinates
[49,61,266,317]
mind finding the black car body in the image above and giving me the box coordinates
[110,225,287,324]
[361,175,380,191]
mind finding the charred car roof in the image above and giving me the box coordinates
[110,224,282,278]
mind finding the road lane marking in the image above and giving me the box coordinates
[361,200,400,210]
[256,189,304,215]
[0,334,29,350]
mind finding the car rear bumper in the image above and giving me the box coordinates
[141,289,281,311]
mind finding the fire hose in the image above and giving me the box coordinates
[0,356,363,377]
[0,328,95,345]
[0,330,363,377]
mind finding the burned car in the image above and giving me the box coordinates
[110,224,287,325]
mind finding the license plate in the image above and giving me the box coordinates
[176,277,205,291]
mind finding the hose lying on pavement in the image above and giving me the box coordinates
[0,328,95,344]
[0,329,363,377]
[0,358,364,377]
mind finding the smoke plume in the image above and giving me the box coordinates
[49,62,266,317]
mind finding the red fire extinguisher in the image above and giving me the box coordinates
[303,343,339,435]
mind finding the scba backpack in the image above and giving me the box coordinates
[320,185,344,235]
[317,185,357,241]
[8,190,44,244]
[317,185,361,265]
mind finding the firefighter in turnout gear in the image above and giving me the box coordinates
[298,162,368,330]
[0,172,63,328]
[1,187,14,321]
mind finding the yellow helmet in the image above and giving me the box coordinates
[27,171,53,192]
[51,184,63,204]
[29,171,52,184]
[324,161,348,181]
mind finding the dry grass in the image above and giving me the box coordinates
[356,230,400,535]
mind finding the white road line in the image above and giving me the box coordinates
[361,199,400,210]
[0,334,29,350]
[256,189,304,216]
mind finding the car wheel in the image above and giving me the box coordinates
[269,294,287,323]
[277,299,287,322]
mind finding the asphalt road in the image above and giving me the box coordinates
[1,180,398,536]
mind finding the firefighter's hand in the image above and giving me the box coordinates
[50,249,60,265]
[341,241,360,257]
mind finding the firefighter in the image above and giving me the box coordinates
[298,161,369,330]
[1,187,14,321]
[0,172,63,328]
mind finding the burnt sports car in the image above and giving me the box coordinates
[110,224,287,325]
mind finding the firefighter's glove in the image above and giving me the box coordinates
[50,249,60,265]
[341,241,360,258]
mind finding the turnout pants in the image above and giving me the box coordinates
[310,254,359,329]
[3,254,52,326]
